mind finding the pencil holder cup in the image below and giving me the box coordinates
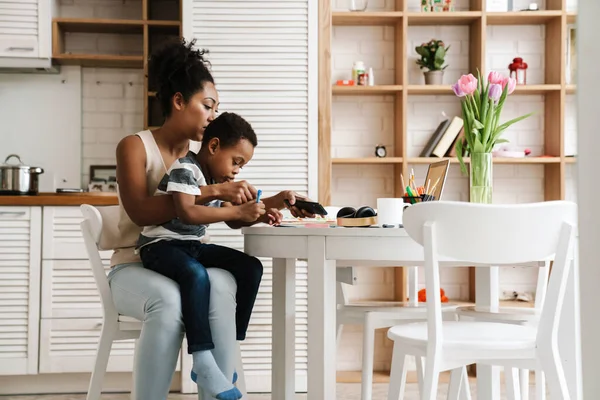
[402,194,436,204]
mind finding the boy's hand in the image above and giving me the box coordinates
[280,190,317,218]
[260,208,283,225]
[217,180,258,204]
[237,201,266,222]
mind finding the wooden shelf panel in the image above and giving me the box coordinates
[406,84,561,95]
[407,12,482,26]
[332,157,403,164]
[332,85,403,95]
[486,11,562,25]
[566,85,576,94]
[332,12,403,26]
[407,157,562,164]
[567,12,577,24]
[565,157,577,164]
[147,20,180,27]
[53,54,143,68]
[148,91,157,97]
[514,84,562,94]
[54,18,144,34]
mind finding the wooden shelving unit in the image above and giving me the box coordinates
[318,0,577,301]
[51,0,182,130]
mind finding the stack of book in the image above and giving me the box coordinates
[419,116,465,158]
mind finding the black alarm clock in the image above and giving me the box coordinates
[375,145,387,158]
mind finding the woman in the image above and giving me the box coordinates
[108,38,314,400]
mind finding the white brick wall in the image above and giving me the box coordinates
[332,20,577,371]
[81,68,144,186]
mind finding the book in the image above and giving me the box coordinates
[419,119,450,157]
[446,126,464,157]
[432,116,464,157]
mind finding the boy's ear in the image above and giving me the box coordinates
[208,137,220,154]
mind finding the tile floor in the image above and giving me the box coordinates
[1,382,541,399]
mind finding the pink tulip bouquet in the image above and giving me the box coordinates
[452,71,532,175]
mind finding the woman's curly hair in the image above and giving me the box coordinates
[148,38,215,117]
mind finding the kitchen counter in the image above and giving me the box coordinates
[0,192,118,206]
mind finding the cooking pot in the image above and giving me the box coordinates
[0,154,44,195]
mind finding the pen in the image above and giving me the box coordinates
[256,189,262,203]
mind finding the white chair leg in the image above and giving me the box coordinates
[86,325,116,400]
[336,322,344,351]
[505,367,521,400]
[235,342,247,395]
[539,351,569,400]
[459,366,471,400]
[447,368,463,400]
[416,356,425,395]
[422,356,441,400]
[387,345,407,400]
[519,369,530,400]
[535,370,546,400]
[361,313,376,400]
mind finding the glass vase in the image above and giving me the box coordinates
[469,152,493,204]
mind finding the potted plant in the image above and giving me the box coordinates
[415,39,449,85]
[452,71,532,203]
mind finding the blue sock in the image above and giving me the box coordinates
[191,350,242,400]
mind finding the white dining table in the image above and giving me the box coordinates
[242,225,582,400]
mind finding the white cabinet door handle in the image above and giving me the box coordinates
[0,211,27,217]
[7,47,34,52]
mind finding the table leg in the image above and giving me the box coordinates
[272,258,296,400]
[475,266,501,400]
[307,237,337,400]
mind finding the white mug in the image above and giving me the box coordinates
[376,198,405,226]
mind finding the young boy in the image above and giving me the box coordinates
[137,112,277,400]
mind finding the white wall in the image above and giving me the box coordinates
[576,0,599,396]
[331,0,578,371]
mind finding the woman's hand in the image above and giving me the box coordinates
[214,180,258,204]
[279,190,317,218]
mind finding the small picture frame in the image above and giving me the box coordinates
[89,165,117,193]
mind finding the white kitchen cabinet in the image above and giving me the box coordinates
[0,0,52,68]
[0,206,41,375]
[43,207,112,260]
[38,318,136,374]
[41,259,109,319]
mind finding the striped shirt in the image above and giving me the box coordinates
[136,151,222,249]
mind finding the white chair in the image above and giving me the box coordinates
[80,204,246,400]
[387,201,576,400]
[455,263,550,400]
[336,267,459,400]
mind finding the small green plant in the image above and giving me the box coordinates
[415,39,450,71]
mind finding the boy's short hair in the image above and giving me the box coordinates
[202,112,258,148]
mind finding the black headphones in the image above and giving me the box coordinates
[336,206,377,221]
[336,206,377,219]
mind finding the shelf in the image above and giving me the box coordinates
[332,157,403,164]
[52,54,143,68]
[406,84,560,95]
[513,84,561,94]
[565,157,577,164]
[407,11,482,26]
[332,12,403,26]
[147,20,181,27]
[407,85,452,95]
[148,91,157,97]
[566,85,576,94]
[53,18,144,34]
[486,11,562,25]
[332,85,403,95]
[567,12,577,24]
[407,157,562,164]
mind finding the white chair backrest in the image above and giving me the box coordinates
[80,204,121,320]
[403,201,577,349]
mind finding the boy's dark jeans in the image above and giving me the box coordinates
[140,240,263,354]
